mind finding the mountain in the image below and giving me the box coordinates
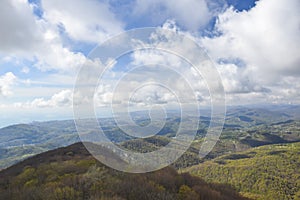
[186,142,300,200]
[0,142,250,200]
[224,106,291,128]
[0,106,299,169]
[0,105,299,199]
[0,121,78,148]
[0,106,293,149]
[0,121,79,169]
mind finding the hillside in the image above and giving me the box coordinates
[0,142,250,200]
[186,142,300,200]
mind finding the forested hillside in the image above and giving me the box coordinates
[187,142,300,200]
[0,142,250,200]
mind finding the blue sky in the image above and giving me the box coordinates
[0,0,299,127]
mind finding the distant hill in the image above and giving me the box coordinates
[0,120,80,148]
[225,107,290,127]
[263,104,300,119]
[0,142,250,200]
[186,142,300,200]
[0,121,79,169]
[0,106,299,169]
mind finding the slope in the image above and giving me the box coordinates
[0,142,250,200]
[186,142,300,200]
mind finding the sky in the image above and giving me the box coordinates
[0,0,299,127]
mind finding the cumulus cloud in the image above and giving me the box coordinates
[129,85,176,106]
[2,0,300,112]
[0,72,17,97]
[42,0,124,43]
[90,26,213,109]
[217,63,270,94]
[266,76,300,104]
[15,89,73,108]
[34,41,87,72]
[133,0,212,30]
[195,0,300,104]
[0,0,86,72]
[202,0,300,78]
[0,0,125,72]
[94,84,114,107]
[0,0,42,55]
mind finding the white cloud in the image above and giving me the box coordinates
[0,0,43,55]
[1,0,300,119]
[90,28,213,108]
[196,0,300,105]
[42,0,124,43]
[0,0,87,72]
[129,85,176,106]
[34,41,87,72]
[0,0,125,73]
[0,72,17,97]
[267,76,300,104]
[21,66,30,74]
[217,63,270,94]
[202,0,300,78]
[50,89,73,106]
[15,89,73,108]
[94,84,114,107]
[133,0,211,30]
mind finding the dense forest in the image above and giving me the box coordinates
[187,142,300,200]
[0,143,250,200]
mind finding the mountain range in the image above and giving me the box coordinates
[0,105,299,199]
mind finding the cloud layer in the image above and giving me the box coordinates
[42,0,124,43]
[201,0,300,104]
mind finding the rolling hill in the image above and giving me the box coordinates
[186,142,300,200]
[0,142,250,200]
[1,106,299,169]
